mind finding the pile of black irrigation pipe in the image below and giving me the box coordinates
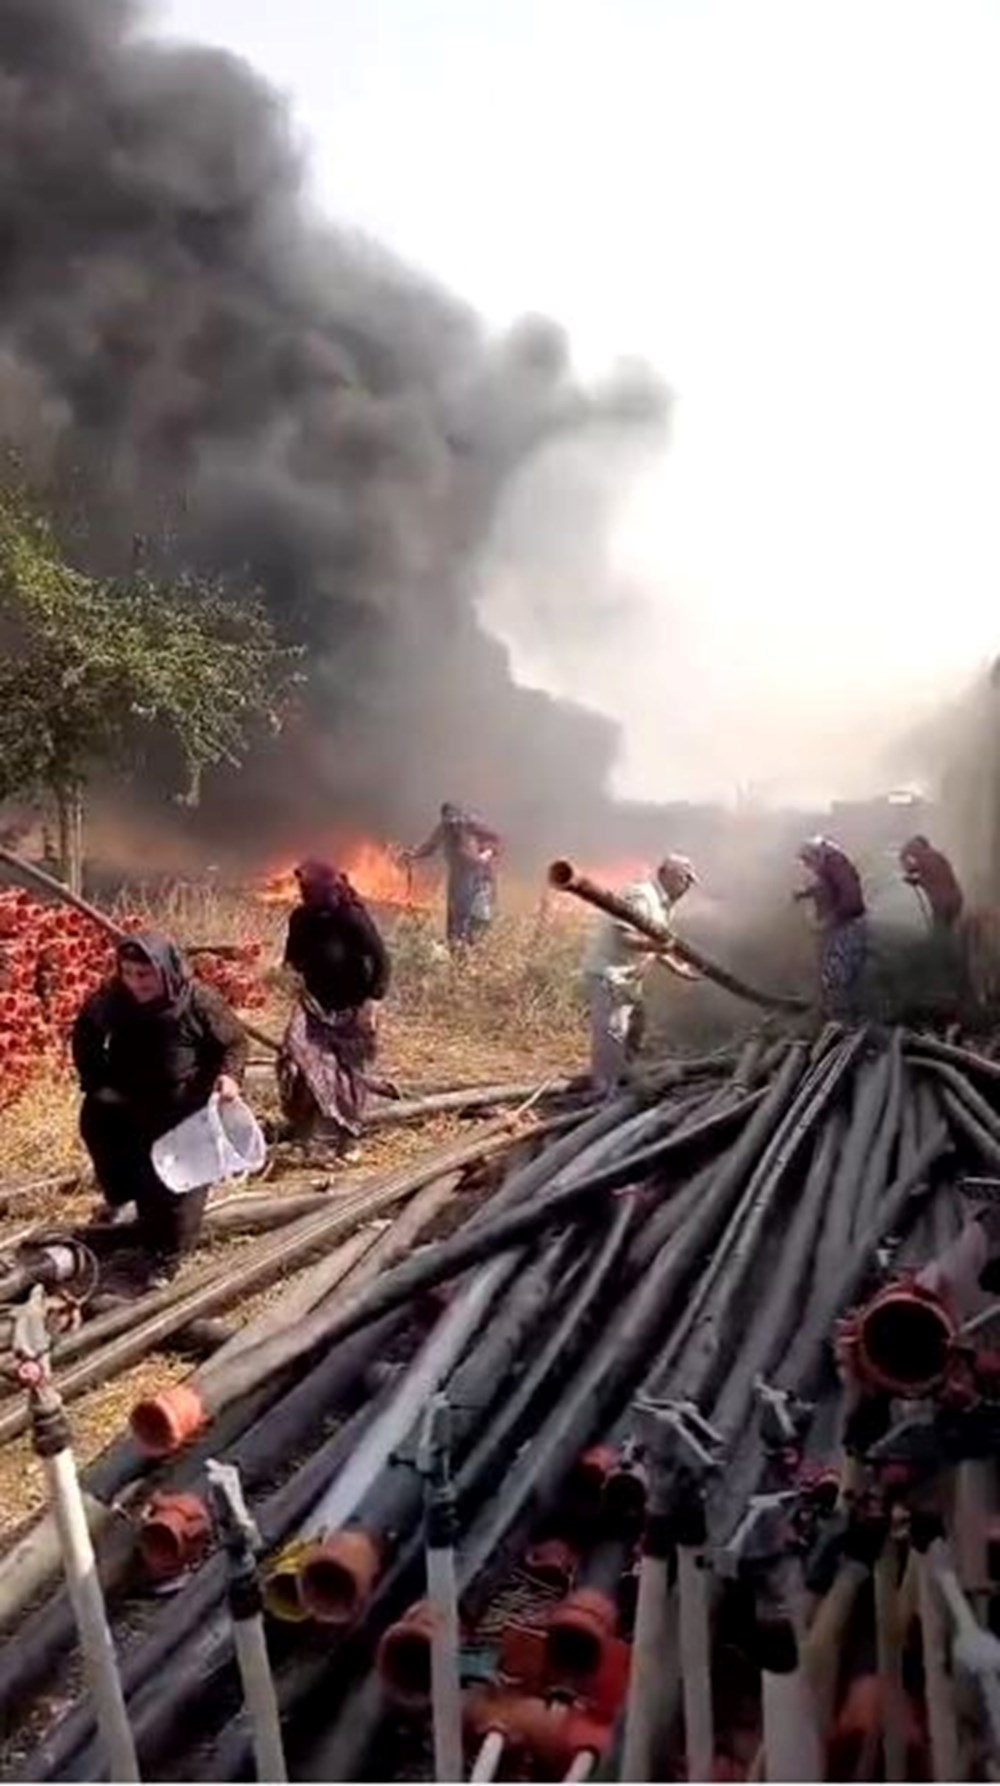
[12,1022,1000,1780]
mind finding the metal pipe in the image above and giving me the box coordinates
[420,1397,463,1785]
[470,1730,504,1782]
[759,1622,823,1783]
[874,1542,906,1783]
[547,859,808,1012]
[206,1461,287,1785]
[13,1290,139,1784]
[914,1543,961,1782]
[677,1514,714,1783]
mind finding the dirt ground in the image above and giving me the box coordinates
[0,914,587,1539]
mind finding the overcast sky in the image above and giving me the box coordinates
[156,0,1000,804]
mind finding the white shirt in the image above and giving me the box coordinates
[583,878,674,995]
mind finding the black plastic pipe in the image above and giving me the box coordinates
[19,1364,404,1785]
[165,1090,767,1436]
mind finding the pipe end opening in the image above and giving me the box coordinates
[861,1295,952,1395]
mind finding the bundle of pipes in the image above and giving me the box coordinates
[15,1023,1000,1782]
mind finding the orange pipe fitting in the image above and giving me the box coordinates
[138,1491,212,1581]
[524,1536,579,1593]
[838,1280,956,1398]
[828,1674,927,1780]
[130,1382,207,1456]
[464,1690,611,1773]
[298,1526,383,1625]
[564,1445,619,1524]
[546,1587,619,1685]
[377,1600,445,1709]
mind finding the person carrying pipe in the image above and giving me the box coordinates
[794,837,868,1017]
[899,835,964,931]
[72,933,248,1289]
[278,859,392,1156]
[402,802,501,949]
[582,855,698,1092]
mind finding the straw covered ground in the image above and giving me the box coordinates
[0,892,590,1537]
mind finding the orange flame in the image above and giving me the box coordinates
[255,839,426,910]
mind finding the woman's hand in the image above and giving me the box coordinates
[215,1074,241,1103]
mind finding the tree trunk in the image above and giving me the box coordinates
[55,785,85,896]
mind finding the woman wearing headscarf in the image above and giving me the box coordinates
[404,802,501,948]
[72,934,249,1286]
[899,835,964,932]
[279,860,391,1148]
[794,837,868,1015]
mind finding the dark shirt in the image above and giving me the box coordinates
[283,899,390,1013]
[72,981,248,1136]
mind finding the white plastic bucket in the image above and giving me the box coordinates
[151,1095,267,1196]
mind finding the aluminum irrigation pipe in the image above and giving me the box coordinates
[547,858,810,1013]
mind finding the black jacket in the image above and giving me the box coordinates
[72,980,249,1136]
[283,899,390,1013]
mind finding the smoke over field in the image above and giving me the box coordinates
[0,0,667,865]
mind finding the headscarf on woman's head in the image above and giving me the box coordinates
[115,932,191,1010]
[295,859,354,910]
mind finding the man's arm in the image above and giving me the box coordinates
[409,823,444,863]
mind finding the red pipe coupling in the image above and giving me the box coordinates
[546,1586,619,1686]
[130,1383,207,1456]
[138,1491,212,1580]
[837,1280,956,1398]
[298,1527,383,1626]
[377,1599,469,1710]
[828,1674,927,1780]
[464,1690,611,1773]
[564,1445,619,1525]
[524,1536,579,1593]
[602,1458,648,1530]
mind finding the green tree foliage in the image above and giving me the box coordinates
[0,480,300,887]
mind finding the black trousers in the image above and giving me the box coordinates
[80,1097,208,1266]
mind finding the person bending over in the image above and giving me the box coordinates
[583,853,699,1092]
[279,859,391,1151]
[72,933,248,1287]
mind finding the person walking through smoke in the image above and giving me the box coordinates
[404,802,501,948]
[794,837,868,1016]
[899,835,964,932]
[279,859,392,1154]
[583,855,699,1093]
[72,934,248,1288]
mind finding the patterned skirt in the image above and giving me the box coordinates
[818,917,868,1014]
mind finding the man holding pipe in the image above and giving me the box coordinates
[582,855,698,1092]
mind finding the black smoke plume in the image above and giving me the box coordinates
[0,0,668,866]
